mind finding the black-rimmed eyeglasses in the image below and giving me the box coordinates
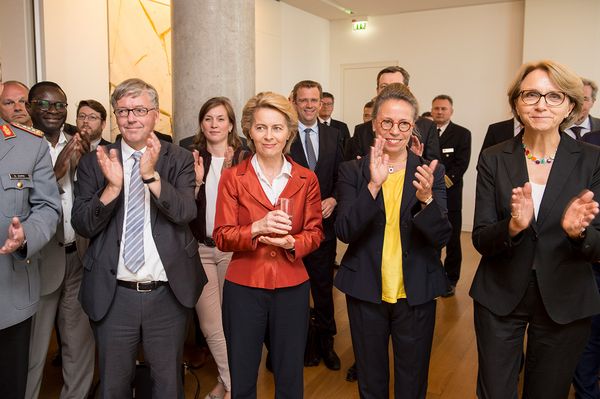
[379,119,412,132]
[519,90,567,107]
[114,107,156,118]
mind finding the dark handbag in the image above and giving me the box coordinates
[304,308,321,366]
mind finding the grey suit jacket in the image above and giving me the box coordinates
[72,140,207,321]
[0,119,61,329]
[590,115,600,132]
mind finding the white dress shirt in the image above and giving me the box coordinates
[250,154,292,205]
[117,140,167,282]
[47,130,76,244]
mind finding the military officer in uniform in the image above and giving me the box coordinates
[0,75,62,399]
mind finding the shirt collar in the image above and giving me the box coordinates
[251,154,292,182]
[318,117,331,125]
[120,139,146,161]
[437,122,450,134]
[298,121,319,133]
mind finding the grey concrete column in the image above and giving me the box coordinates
[172,1,255,143]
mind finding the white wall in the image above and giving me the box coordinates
[0,0,36,85]
[39,0,110,136]
[255,0,330,96]
[523,0,600,117]
[330,1,525,231]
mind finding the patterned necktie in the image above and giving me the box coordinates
[123,151,145,273]
[304,128,317,170]
[571,126,583,140]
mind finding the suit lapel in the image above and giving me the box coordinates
[110,143,126,240]
[279,160,306,199]
[0,139,14,161]
[290,135,309,169]
[439,122,451,147]
[536,134,580,227]
[501,133,529,189]
[151,144,169,227]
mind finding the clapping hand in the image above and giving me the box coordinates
[369,137,390,189]
[192,150,204,186]
[509,182,534,236]
[0,217,25,254]
[413,160,438,203]
[561,190,600,239]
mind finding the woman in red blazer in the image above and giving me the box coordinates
[213,91,323,399]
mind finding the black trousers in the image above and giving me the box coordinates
[0,317,32,399]
[303,238,337,337]
[474,272,591,399]
[573,265,600,399]
[443,209,462,286]
[346,295,436,399]
[223,280,309,399]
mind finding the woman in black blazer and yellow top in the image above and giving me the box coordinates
[334,83,452,399]
[471,60,600,399]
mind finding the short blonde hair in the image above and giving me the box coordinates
[507,60,583,130]
[241,92,298,154]
[111,78,159,109]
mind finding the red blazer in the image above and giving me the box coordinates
[214,156,324,289]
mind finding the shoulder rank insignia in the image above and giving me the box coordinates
[0,124,16,140]
[10,122,44,138]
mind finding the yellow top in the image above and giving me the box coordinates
[381,169,406,303]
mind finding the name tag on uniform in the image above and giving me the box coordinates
[9,173,31,180]
[442,148,454,154]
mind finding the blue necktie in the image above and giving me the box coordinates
[304,128,317,170]
[123,151,145,273]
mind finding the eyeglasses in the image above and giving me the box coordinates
[77,113,101,122]
[113,107,156,118]
[519,90,567,107]
[379,119,412,132]
[29,100,68,111]
[321,102,333,107]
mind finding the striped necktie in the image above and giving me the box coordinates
[123,151,145,273]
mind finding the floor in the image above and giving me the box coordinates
[38,233,580,398]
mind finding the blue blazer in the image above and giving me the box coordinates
[334,150,452,305]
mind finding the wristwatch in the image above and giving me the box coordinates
[142,171,160,184]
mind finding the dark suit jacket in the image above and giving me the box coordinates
[213,157,324,289]
[591,116,600,132]
[480,118,515,153]
[334,151,452,305]
[289,123,344,241]
[72,141,207,321]
[470,133,600,324]
[183,146,251,242]
[345,117,440,162]
[328,119,351,148]
[582,130,600,146]
[439,121,471,211]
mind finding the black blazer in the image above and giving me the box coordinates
[328,119,351,148]
[470,133,600,324]
[480,118,515,153]
[333,151,452,305]
[72,141,207,321]
[345,117,440,162]
[439,121,471,211]
[289,123,344,241]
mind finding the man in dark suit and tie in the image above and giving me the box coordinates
[566,78,600,140]
[72,78,206,397]
[480,117,521,152]
[319,92,351,148]
[289,80,343,371]
[431,95,471,296]
[344,66,440,161]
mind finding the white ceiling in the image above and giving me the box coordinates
[279,0,515,20]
